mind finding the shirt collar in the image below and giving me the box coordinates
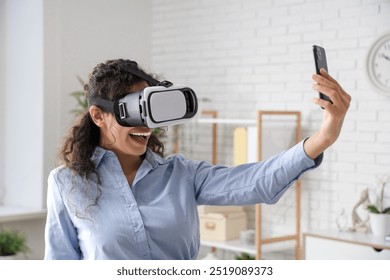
[91,146,169,169]
[144,148,169,167]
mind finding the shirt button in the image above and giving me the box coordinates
[142,251,147,256]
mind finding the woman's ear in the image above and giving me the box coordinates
[89,105,106,128]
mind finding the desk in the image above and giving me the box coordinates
[303,230,390,259]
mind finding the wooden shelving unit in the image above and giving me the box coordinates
[175,110,302,260]
[256,111,301,260]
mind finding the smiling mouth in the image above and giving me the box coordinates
[129,132,152,140]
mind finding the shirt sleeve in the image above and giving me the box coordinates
[192,139,322,206]
[44,169,82,260]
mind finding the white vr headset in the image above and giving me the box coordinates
[89,67,198,128]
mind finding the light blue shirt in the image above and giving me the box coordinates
[44,140,322,260]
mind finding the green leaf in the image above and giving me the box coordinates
[234,252,255,260]
[70,90,88,115]
[0,228,27,256]
[367,205,380,214]
[382,207,390,214]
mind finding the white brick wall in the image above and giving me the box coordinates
[151,0,390,248]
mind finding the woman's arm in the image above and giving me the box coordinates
[44,169,81,260]
[304,69,351,159]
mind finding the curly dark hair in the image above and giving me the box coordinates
[59,59,165,181]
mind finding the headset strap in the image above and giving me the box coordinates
[126,66,161,86]
[124,65,174,87]
[88,64,173,109]
[89,97,116,114]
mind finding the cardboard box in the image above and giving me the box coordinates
[198,205,244,214]
[199,211,247,241]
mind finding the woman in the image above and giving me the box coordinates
[44,59,351,259]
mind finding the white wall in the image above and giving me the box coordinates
[4,0,44,208]
[0,0,6,204]
[55,0,152,130]
[151,0,390,235]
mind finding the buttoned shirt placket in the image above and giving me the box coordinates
[108,154,152,259]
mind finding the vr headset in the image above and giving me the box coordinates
[89,66,198,128]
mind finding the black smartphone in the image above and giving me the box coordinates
[313,45,332,104]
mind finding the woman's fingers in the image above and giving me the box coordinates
[320,69,352,104]
[312,69,351,109]
[312,97,334,111]
[312,84,340,104]
[312,70,337,90]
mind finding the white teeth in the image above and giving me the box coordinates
[129,132,151,137]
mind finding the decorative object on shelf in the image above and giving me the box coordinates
[335,208,348,232]
[369,212,390,237]
[367,175,390,236]
[198,205,244,215]
[349,189,370,233]
[367,175,390,214]
[235,252,255,260]
[239,229,255,246]
[365,32,390,96]
[199,211,247,241]
[201,247,219,260]
[0,227,28,260]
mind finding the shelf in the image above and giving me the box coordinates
[303,229,390,250]
[201,239,256,255]
[201,238,296,259]
[0,205,46,223]
[196,118,299,125]
[184,110,303,259]
[196,118,257,125]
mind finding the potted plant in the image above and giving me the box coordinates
[367,175,390,236]
[235,252,255,260]
[0,227,28,259]
[69,76,88,116]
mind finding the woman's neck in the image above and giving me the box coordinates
[115,152,143,186]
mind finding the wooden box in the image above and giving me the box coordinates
[199,211,247,241]
[198,205,244,214]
